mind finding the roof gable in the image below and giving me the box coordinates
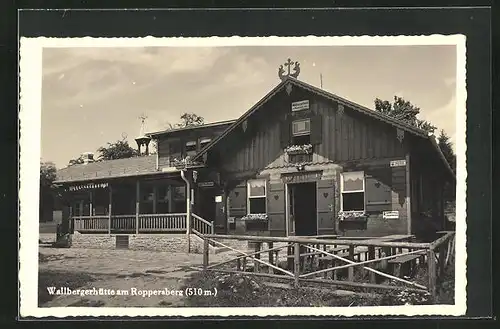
[193,77,454,179]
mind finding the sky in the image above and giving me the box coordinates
[41,45,457,169]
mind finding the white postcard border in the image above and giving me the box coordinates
[19,35,467,318]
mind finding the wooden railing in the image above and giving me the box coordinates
[191,213,214,235]
[196,232,456,299]
[139,213,186,232]
[72,213,187,233]
[73,216,108,232]
[111,215,136,232]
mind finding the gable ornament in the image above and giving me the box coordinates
[285,83,293,95]
[396,128,405,143]
[337,104,345,117]
[279,58,301,82]
[242,119,248,132]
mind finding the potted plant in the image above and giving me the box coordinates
[338,210,367,222]
[284,144,313,155]
[241,214,269,221]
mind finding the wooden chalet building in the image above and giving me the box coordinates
[54,75,455,250]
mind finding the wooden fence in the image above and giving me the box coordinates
[198,232,456,299]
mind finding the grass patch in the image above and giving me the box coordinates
[38,270,97,306]
[182,270,384,307]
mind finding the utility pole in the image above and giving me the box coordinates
[320,73,323,89]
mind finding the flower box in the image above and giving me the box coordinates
[338,211,367,222]
[284,144,313,155]
[240,214,269,221]
[172,156,203,168]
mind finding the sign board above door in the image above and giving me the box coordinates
[291,100,309,111]
[390,159,406,167]
[281,170,322,184]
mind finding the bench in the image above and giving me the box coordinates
[388,253,424,277]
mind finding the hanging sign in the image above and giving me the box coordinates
[291,100,309,111]
[383,211,399,219]
[390,159,406,167]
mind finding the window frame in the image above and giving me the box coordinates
[185,140,198,157]
[199,137,211,150]
[247,179,267,215]
[292,118,311,137]
[340,171,366,212]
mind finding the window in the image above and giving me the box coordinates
[292,119,311,145]
[341,171,365,211]
[185,141,197,157]
[199,137,211,150]
[292,119,310,136]
[247,179,267,214]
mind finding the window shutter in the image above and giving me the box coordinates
[310,114,323,145]
[280,114,292,148]
[365,171,392,212]
[228,184,247,217]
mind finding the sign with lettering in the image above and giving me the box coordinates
[390,159,406,167]
[281,171,322,184]
[68,182,108,191]
[383,211,399,219]
[198,181,215,187]
[291,100,309,111]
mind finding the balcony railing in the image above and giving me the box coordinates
[72,213,187,234]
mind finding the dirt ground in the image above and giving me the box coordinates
[38,247,236,307]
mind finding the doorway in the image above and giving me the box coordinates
[196,187,216,223]
[288,182,317,236]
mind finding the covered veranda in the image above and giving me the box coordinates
[63,173,191,234]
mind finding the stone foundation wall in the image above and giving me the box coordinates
[71,232,205,253]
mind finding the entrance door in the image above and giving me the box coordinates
[197,187,216,223]
[291,182,317,236]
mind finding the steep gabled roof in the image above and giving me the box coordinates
[193,76,455,180]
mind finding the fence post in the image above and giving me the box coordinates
[427,249,437,300]
[268,242,274,274]
[254,242,261,273]
[438,244,446,279]
[203,238,209,269]
[294,242,300,287]
[348,245,355,281]
[108,186,112,235]
[135,180,140,235]
[368,246,376,283]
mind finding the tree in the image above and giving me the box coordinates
[165,112,205,130]
[97,139,139,161]
[40,161,57,222]
[437,130,456,173]
[68,156,84,166]
[374,96,436,134]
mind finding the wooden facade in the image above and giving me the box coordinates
[56,77,454,242]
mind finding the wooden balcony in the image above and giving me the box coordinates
[72,213,187,234]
